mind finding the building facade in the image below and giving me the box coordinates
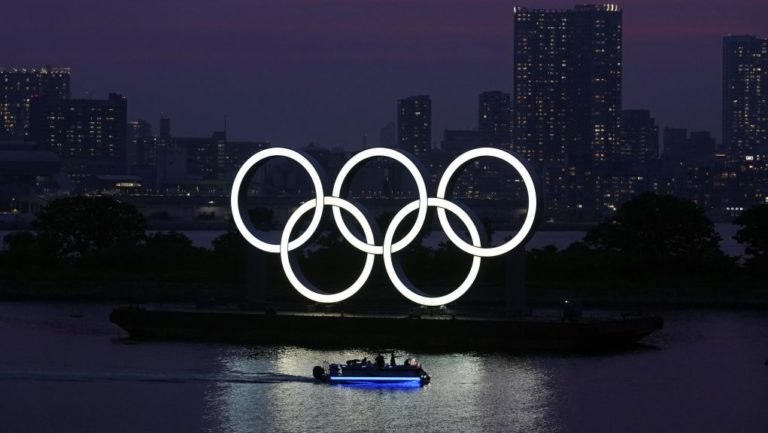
[29,93,127,187]
[723,35,768,161]
[513,4,622,213]
[0,67,70,140]
[621,109,659,167]
[397,95,431,157]
[478,91,511,149]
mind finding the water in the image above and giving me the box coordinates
[0,303,766,433]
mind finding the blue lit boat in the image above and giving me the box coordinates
[313,354,430,386]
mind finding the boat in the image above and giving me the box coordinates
[313,353,431,385]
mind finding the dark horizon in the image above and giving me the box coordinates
[4,0,767,147]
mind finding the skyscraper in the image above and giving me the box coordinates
[513,4,622,210]
[478,91,511,149]
[0,66,70,139]
[397,95,431,157]
[621,109,659,166]
[723,35,768,160]
[128,119,154,169]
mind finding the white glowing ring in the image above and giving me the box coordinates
[331,147,428,255]
[231,148,324,253]
[436,147,537,257]
[231,146,539,307]
[382,197,482,307]
[280,196,376,303]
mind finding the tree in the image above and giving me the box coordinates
[211,225,252,281]
[1,230,57,268]
[734,204,768,275]
[141,231,209,273]
[583,193,732,275]
[3,231,39,257]
[734,204,768,257]
[33,196,146,259]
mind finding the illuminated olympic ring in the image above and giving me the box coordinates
[231,147,538,307]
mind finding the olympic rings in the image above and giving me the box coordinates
[231,148,324,254]
[281,196,376,303]
[383,198,482,307]
[231,146,538,306]
[436,147,538,257]
[331,147,428,255]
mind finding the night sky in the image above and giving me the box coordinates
[4,0,767,147]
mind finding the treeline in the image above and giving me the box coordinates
[525,194,767,298]
[0,197,248,292]
[0,194,766,300]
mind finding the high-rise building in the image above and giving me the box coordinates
[513,4,622,211]
[159,117,172,140]
[29,93,127,185]
[687,131,718,164]
[723,35,768,160]
[662,127,688,162]
[442,130,480,155]
[478,91,511,149]
[0,66,70,139]
[0,140,61,213]
[621,109,659,166]
[397,95,431,157]
[128,119,154,168]
[224,140,270,176]
[174,131,226,182]
[126,119,157,191]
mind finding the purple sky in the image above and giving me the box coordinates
[4,0,767,147]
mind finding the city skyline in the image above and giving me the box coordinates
[3,0,767,147]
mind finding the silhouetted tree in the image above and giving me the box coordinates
[141,231,208,273]
[734,204,768,257]
[212,229,249,279]
[33,196,146,260]
[1,230,57,268]
[583,193,734,276]
[734,204,768,275]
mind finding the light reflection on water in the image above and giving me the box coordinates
[209,348,555,433]
[1,303,767,433]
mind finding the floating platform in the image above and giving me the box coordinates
[109,306,663,352]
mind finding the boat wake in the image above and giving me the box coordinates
[0,369,314,384]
